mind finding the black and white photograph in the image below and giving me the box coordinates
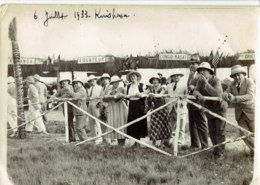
[0,3,259,185]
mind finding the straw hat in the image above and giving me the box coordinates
[59,77,71,84]
[126,70,142,82]
[7,76,15,84]
[33,74,41,82]
[149,75,161,84]
[87,75,97,82]
[24,76,35,84]
[110,75,122,84]
[169,72,184,78]
[196,62,214,74]
[72,77,84,85]
[230,65,247,78]
[100,73,110,80]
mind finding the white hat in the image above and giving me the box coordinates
[59,77,71,84]
[100,73,110,80]
[197,62,214,74]
[126,70,142,82]
[230,65,247,78]
[110,75,122,84]
[7,76,15,84]
[169,72,184,78]
[87,75,97,82]
[72,77,83,84]
[33,74,41,82]
[149,75,161,84]
[24,76,35,84]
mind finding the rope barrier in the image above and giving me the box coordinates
[68,101,172,157]
[7,111,50,135]
[76,98,178,146]
[179,135,252,158]
[8,102,63,133]
[185,99,254,136]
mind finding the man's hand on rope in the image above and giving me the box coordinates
[222,93,236,103]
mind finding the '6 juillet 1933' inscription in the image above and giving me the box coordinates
[34,8,133,27]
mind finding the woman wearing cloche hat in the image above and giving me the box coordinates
[223,65,255,152]
[146,74,172,146]
[103,75,128,146]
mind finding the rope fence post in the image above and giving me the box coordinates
[64,101,69,143]
[173,98,181,157]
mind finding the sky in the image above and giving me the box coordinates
[1,5,259,60]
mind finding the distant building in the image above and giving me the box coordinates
[8,57,44,65]
[76,55,115,64]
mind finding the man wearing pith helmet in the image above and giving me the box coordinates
[65,77,89,141]
[166,72,188,146]
[24,76,47,134]
[33,74,48,125]
[87,75,103,145]
[187,56,209,151]
[52,77,76,142]
[193,62,228,158]
[99,73,111,136]
[223,65,255,152]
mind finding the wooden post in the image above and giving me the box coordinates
[174,98,181,156]
[64,101,69,143]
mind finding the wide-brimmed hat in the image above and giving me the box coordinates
[24,76,35,84]
[33,74,41,82]
[149,75,161,84]
[169,72,184,78]
[72,77,84,85]
[59,77,71,84]
[7,76,15,84]
[126,70,142,82]
[230,65,247,78]
[110,75,122,84]
[87,75,97,82]
[197,62,214,74]
[100,73,110,80]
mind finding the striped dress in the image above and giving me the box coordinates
[106,87,128,140]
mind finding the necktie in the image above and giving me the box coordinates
[173,82,178,91]
[89,86,94,97]
[237,82,240,93]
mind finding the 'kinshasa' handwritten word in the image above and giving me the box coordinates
[95,8,130,19]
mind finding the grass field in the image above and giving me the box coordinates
[7,109,254,185]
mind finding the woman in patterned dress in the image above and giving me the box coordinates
[103,76,128,146]
[146,75,172,146]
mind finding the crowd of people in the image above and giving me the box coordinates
[7,58,255,158]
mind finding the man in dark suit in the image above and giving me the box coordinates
[193,62,228,158]
[223,65,255,151]
[187,58,209,151]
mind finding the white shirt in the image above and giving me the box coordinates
[166,81,188,113]
[88,84,102,102]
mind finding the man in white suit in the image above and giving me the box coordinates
[166,72,188,145]
[87,75,103,144]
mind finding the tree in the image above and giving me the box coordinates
[9,18,26,138]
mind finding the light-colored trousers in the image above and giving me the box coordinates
[25,103,46,132]
[170,108,187,145]
[7,99,17,132]
[87,102,103,143]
